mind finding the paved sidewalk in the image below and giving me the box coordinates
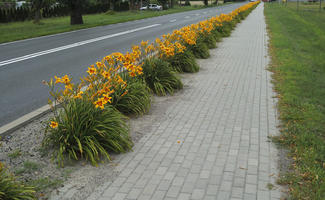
[92,3,282,200]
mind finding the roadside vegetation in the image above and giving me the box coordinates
[265,3,325,199]
[0,4,224,44]
[0,1,259,199]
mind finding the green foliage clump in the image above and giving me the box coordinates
[166,50,200,73]
[189,40,210,59]
[217,23,232,37]
[203,34,217,49]
[43,99,132,166]
[0,162,36,200]
[112,74,151,116]
[142,58,183,96]
[8,149,22,159]
[15,161,41,175]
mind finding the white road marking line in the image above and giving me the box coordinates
[195,13,200,16]
[0,24,161,67]
[184,16,190,19]
[203,11,207,14]
[169,19,177,22]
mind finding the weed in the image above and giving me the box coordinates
[0,162,36,200]
[8,149,22,159]
[15,161,41,175]
[267,183,274,190]
[27,177,63,192]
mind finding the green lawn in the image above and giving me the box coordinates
[0,5,218,44]
[282,1,325,11]
[265,3,325,200]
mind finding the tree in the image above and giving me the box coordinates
[58,0,86,25]
[30,0,56,24]
[157,0,168,9]
[129,0,135,10]
[170,0,174,8]
[31,0,43,24]
[109,0,115,10]
[203,0,208,6]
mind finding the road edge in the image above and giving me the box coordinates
[0,105,51,137]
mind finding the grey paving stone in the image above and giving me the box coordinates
[245,184,257,194]
[102,186,119,197]
[191,189,205,200]
[206,185,219,195]
[152,190,167,200]
[217,191,231,199]
[126,188,142,200]
[166,186,181,198]
[177,193,191,200]
[112,193,127,200]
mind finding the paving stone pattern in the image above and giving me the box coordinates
[93,4,283,200]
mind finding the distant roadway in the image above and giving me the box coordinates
[0,2,245,127]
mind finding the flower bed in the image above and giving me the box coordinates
[44,1,260,167]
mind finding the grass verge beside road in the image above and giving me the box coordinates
[0,5,223,44]
[265,3,325,199]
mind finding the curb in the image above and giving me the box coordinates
[0,105,51,137]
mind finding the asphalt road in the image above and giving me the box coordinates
[0,2,245,127]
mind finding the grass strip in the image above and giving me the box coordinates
[265,3,325,199]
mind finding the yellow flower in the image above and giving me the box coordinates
[103,86,113,94]
[136,67,143,75]
[155,38,161,44]
[54,75,70,85]
[112,52,124,62]
[87,65,97,75]
[102,93,112,103]
[74,91,83,99]
[50,121,58,128]
[54,76,62,84]
[65,83,73,91]
[105,55,115,66]
[141,40,148,47]
[117,75,126,85]
[129,71,137,77]
[94,98,106,109]
[96,61,103,68]
[102,71,111,79]
[61,75,70,85]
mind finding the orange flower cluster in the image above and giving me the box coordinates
[138,1,259,58]
[48,47,144,111]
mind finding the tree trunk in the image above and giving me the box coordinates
[70,1,83,25]
[171,0,174,8]
[185,0,190,6]
[110,0,115,10]
[34,8,41,24]
[204,0,208,6]
[129,0,135,10]
[33,0,42,24]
